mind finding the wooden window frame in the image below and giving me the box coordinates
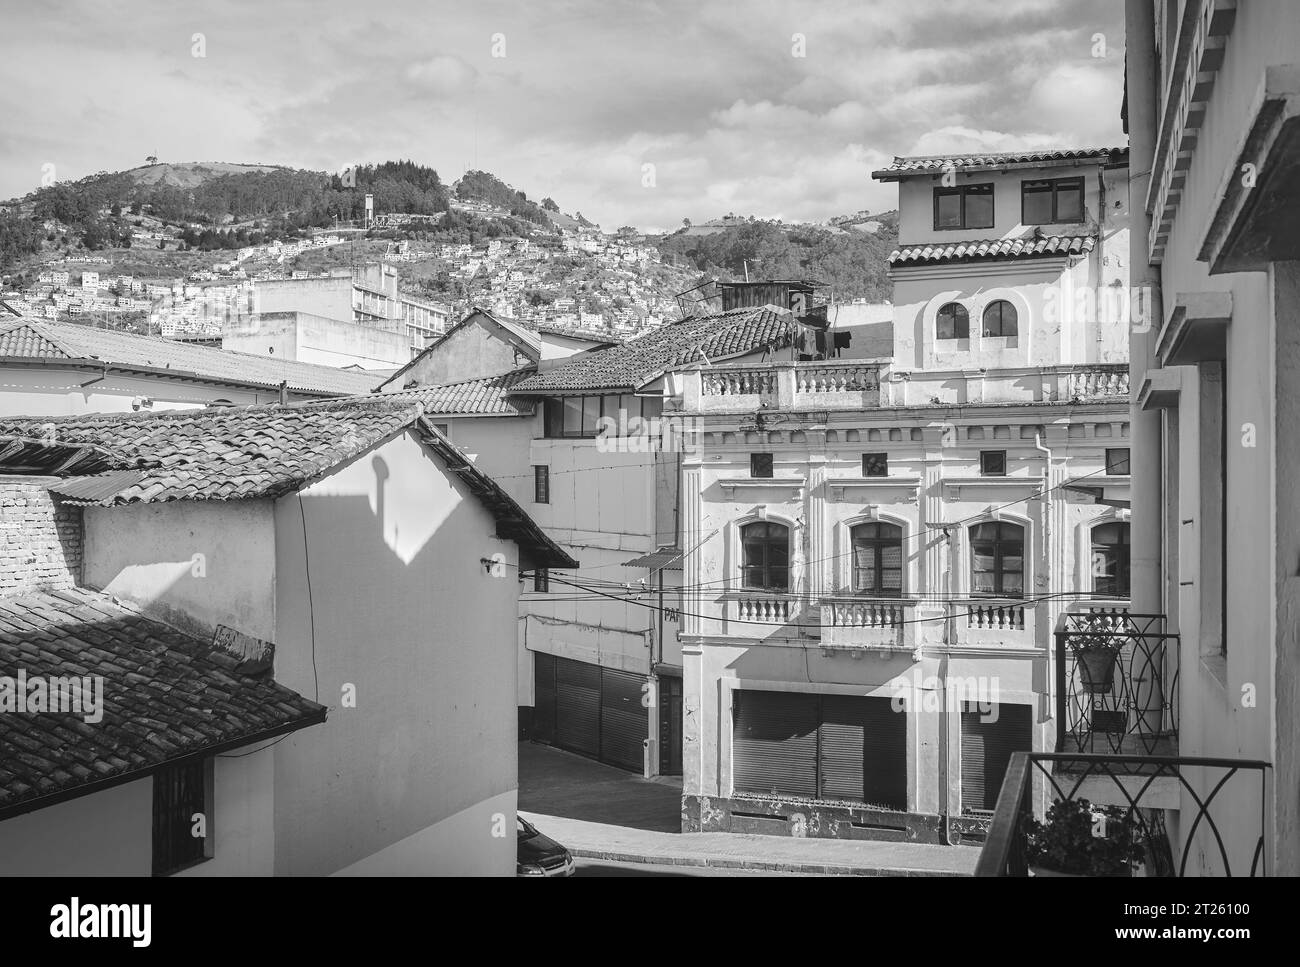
[933,182,995,231]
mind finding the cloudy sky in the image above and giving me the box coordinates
[3,0,1125,232]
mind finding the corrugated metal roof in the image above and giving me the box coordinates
[46,469,147,502]
[0,319,381,396]
[623,546,684,570]
[888,235,1095,267]
[872,147,1128,180]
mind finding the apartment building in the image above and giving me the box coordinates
[676,148,1132,843]
[1120,0,1300,876]
[224,265,449,368]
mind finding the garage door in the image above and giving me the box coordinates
[532,655,648,771]
[554,658,600,758]
[733,691,905,807]
[599,667,648,771]
[733,691,819,798]
[532,652,557,745]
[820,694,907,809]
[961,702,1032,812]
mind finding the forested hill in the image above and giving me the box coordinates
[656,213,898,302]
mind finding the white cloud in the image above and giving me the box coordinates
[401,56,479,96]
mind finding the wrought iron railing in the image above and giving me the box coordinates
[975,752,1272,877]
[1055,611,1178,764]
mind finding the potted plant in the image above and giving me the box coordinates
[1071,614,1124,694]
[1022,798,1145,876]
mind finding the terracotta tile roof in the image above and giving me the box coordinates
[0,588,326,818]
[531,323,624,345]
[0,402,419,505]
[378,367,538,416]
[0,401,577,568]
[872,147,1128,180]
[0,318,381,397]
[888,235,1096,267]
[510,306,794,394]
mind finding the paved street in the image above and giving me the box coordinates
[519,741,979,876]
[576,859,808,877]
[519,740,681,831]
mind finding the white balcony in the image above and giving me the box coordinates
[953,599,1036,648]
[818,596,919,653]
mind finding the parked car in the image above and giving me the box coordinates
[517,816,575,877]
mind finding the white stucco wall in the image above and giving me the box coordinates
[271,427,520,876]
[83,500,278,641]
[0,778,152,875]
[0,366,282,416]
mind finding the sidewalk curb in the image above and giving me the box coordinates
[569,847,969,876]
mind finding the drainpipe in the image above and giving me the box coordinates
[1033,432,1054,721]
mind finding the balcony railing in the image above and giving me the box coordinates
[818,596,917,650]
[729,591,799,627]
[689,360,885,412]
[952,599,1035,647]
[1055,611,1178,766]
[1065,365,1130,401]
[975,752,1271,877]
[680,361,1131,412]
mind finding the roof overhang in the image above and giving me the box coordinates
[0,355,360,397]
[872,152,1128,182]
[1200,65,1300,273]
[1155,291,1232,366]
[0,711,325,823]
[1138,367,1189,411]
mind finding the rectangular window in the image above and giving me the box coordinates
[862,452,888,477]
[750,453,773,478]
[979,450,1007,476]
[934,183,994,231]
[1105,447,1130,475]
[534,465,550,503]
[1021,177,1085,225]
[153,758,212,876]
[533,569,549,593]
[543,396,611,438]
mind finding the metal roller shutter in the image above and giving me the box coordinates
[554,657,600,758]
[961,702,1032,812]
[532,652,556,745]
[599,667,648,771]
[733,691,818,798]
[820,695,907,809]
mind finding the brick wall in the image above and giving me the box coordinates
[0,478,82,595]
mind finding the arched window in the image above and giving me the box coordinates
[970,521,1024,595]
[851,522,903,596]
[1091,522,1131,598]
[741,521,789,590]
[982,299,1017,337]
[936,302,969,339]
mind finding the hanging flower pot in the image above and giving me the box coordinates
[1076,642,1121,694]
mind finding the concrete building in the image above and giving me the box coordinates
[0,400,573,875]
[0,317,379,416]
[1123,0,1300,876]
[225,265,450,369]
[675,149,1132,843]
